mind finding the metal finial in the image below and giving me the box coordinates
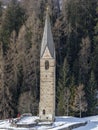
[47,6,49,11]
[46,5,49,13]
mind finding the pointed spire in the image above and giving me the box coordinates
[40,9,55,58]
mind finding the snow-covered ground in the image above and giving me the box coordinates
[0,115,98,130]
[73,116,98,130]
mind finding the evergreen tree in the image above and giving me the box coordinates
[94,6,98,84]
[0,42,5,119]
[16,4,41,114]
[62,0,97,84]
[79,36,91,84]
[57,58,70,97]
[0,1,2,18]
[86,71,98,115]
[57,58,70,115]
[69,76,76,116]
[2,31,18,119]
[0,0,97,118]
[0,0,26,51]
[63,87,70,116]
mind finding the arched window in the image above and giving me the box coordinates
[43,109,45,115]
[45,60,49,70]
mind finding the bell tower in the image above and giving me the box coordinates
[39,11,55,122]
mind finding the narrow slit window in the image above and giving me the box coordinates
[45,60,49,70]
[43,109,45,115]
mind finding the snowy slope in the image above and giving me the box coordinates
[0,116,85,130]
[0,115,98,130]
[73,116,98,130]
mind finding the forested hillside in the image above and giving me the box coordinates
[0,0,98,119]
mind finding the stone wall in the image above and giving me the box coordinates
[39,56,55,121]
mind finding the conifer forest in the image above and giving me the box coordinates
[0,0,98,119]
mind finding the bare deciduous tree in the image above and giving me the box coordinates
[73,84,87,117]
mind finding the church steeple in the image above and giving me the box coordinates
[40,11,55,58]
[39,9,56,122]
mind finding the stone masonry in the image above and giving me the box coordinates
[39,12,55,122]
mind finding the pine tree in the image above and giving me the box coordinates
[0,1,2,18]
[0,42,5,119]
[63,87,70,116]
[69,76,76,116]
[2,31,18,118]
[79,36,91,84]
[62,0,97,85]
[0,0,26,52]
[86,71,98,115]
[94,6,98,84]
[16,3,41,114]
[0,0,97,118]
[57,58,70,98]
[57,58,70,115]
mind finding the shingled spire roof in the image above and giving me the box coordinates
[40,11,55,58]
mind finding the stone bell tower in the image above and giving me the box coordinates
[39,11,55,122]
